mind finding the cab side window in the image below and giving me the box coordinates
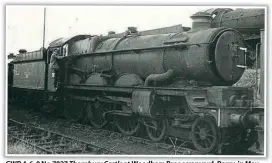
[63,44,68,56]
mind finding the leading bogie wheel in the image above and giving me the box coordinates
[74,102,88,123]
[191,116,219,154]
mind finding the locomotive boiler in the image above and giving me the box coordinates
[8,8,265,154]
[66,12,247,87]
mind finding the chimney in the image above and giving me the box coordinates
[127,27,138,34]
[190,12,212,32]
[19,49,27,54]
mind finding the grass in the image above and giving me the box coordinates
[8,140,40,154]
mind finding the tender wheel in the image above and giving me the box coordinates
[145,118,168,142]
[74,102,88,123]
[37,99,44,107]
[21,95,28,106]
[64,97,84,120]
[86,101,109,128]
[115,116,140,136]
[40,102,57,116]
[191,116,219,153]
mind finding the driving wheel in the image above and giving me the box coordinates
[86,101,109,128]
[145,118,168,142]
[115,115,140,136]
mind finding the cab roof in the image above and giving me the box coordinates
[48,35,91,48]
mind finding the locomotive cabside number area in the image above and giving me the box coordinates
[7,6,265,155]
[24,67,30,78]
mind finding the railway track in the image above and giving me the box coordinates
[8,105,262,155]
[8,119,123,154]
[8,106,202,155]
[8,105,260,155]
[66,122,200,155]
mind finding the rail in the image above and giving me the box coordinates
[8,119,122,154]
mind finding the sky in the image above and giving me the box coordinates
[6,6,211,54]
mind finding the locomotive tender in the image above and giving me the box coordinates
[8,8,265,154]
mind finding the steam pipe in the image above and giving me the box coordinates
[144,69,174,86]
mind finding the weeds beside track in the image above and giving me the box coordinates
[8,119,123,154]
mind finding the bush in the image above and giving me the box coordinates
[233,69,259,88]
[233,69,262,106]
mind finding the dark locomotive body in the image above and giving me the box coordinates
[8,49,47,106]
[8,8,265,154]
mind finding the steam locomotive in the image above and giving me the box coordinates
[8,8,265,154]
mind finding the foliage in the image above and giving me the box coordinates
[233,69,262,106]
[233,69,259,88]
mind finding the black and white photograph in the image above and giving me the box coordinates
[6,5,266,156]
